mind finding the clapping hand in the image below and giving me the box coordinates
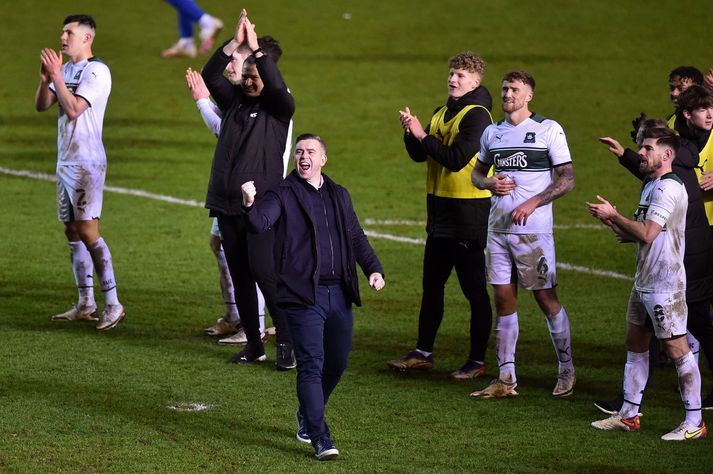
[40,48,62,82]
[399,107,426,140]
[185,68,209,101]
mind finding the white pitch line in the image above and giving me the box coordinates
[0,166,206,208]
[363,231,631,280]
[364,218,425,226]
[556,263,631,281]
[364,218,604,231]
[0,167,57,182]
[1,166,630,280]
[364,230,425,245]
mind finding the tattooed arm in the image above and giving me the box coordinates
[511,162,575,226]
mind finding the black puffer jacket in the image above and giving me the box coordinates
[202,46,294,215]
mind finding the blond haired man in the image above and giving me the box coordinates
[388,52,494,380]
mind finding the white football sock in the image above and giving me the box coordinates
[674,351,702,426]
[546,306,574,371]
[69,241,95,308]
[621,351,648,419]
[257,284,266,320]
[214,246,239,323]
[687,333,700,364]
[496,312,519,384]
[88,237,119,306]
[256,284,266,333]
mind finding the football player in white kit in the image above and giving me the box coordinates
[470,71,576,399]
[588,126,705,441]
[35,14,125,330]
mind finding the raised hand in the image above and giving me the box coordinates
[185,68,210,100]
[40,48,62,82]
[39,60,50,83]
[586,195,617,222]
[244,14,259,52]
[234,9,247,44]
[599,136,625,158]
[705,68,713,91]
[399,107,426,139]
[630,112,646,144]
[399,107,412,130]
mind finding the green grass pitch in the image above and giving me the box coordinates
[1,0,712,471]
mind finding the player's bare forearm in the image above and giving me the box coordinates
[52,78,88,120]
[471,161,491,190]
[35,81,55,111]
[471,169,486,189]
[610,213,660,244]
[222,39,239,56]
[535,163,575,205]
[608,220,636,243]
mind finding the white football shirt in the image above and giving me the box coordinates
[478,113,572,234]
[49,58,111,164]
[634,174,688,293]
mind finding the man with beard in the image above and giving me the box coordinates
[588,127,705,441]
[470,71,576,399]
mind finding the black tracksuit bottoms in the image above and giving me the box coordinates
[417,234,493,361]
[217,213,292,349]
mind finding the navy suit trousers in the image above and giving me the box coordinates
[285,284,353,444]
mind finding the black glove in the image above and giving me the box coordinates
[630,112,647,144]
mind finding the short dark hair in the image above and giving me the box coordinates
[641,126,680,152]
[635,118,669,146]
[258,36,282,63]
[678,85,713,113]
[63,14,96,30]
[295,133,327,154]
[640,118,669,130]
[668,66,703,85]
[503,70,535,90]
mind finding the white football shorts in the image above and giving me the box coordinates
[626,289,688,339]
[56,164,106,222]
[486,232,557,290]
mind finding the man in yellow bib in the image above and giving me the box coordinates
[387,52,494,380]
[672,86,713,224]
